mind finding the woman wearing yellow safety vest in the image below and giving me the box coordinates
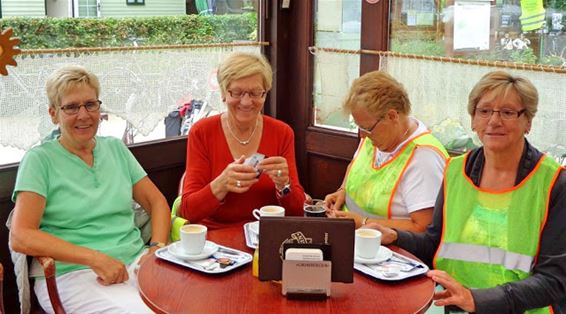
[371,71,566,313]
[325,71,448,232]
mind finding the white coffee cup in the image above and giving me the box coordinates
[252,205,285,220]
[355,228,382,259]
[180,224,207,255]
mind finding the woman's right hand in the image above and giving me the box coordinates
[90,251,129,286]
[210,155,260,200]
[364,222,398,245]
[324,188,346,211]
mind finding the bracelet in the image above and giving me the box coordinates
[362,217,369,225]
[148,241,166,248]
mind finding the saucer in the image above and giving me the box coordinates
[168,241,219,261]
[248,221,259,234]
[354,246,393,264]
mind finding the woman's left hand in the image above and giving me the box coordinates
[258,156,290,190]
[334,210,363,228]
[427,270,476,312]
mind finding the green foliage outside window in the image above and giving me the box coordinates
[0,14,257,49]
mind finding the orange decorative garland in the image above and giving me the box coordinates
[0,28,21,76]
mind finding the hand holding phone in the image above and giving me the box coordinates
[244,153,265,177]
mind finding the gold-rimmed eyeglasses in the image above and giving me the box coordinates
[59,100,102,115]
[228,89,266,99]
[474,108,526,120]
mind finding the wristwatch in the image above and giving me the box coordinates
[276,182,292,197]
[148,241,166,248]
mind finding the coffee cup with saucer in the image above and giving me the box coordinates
[354,228,393,264]
[354,246,393,264]
[168,241,219,261]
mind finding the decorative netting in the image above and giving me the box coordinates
[310,46,565,162]
[312,50,360,131]
[379,55,566,160]
[0,43,262,150]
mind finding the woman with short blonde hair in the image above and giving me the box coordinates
[180,52,305,228]
[10,65,170,313]
[371,71,566,313]
[326,71,448,232]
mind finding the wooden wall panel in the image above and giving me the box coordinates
[0,166,18,313]
[304,128,358,198]
[128,136,187,204]
[306,154,350,200]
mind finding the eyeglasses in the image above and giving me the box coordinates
[358,116,384,134]
[59,100,102,115]
[474,108,526,120]
[227,89,266,99]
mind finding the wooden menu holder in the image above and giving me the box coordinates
[281,260,332,299]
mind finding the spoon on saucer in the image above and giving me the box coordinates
[382,271,399,278]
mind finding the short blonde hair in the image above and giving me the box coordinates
[217,52,272,97]
[46,65,101,109]
[468,71,538,120]
[343,71,411,116]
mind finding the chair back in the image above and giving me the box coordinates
[178,171,186,195]
[1,262,5,314]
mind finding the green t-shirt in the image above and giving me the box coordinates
[13,136,147,276]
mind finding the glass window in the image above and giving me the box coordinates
[0,1,260,165]
[78,0,98,17]
[387,0,566,161]
[390,0,566,65]
[312,0,361,132]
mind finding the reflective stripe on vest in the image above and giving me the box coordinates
[437,242,533,273]
[434,153,561,314]
[345,132,448,218]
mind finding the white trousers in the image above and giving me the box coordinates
[34,249,153,314]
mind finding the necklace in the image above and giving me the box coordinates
[400,122,411,141]
[226,116,259,145]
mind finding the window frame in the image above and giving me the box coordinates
[126,0,145,5]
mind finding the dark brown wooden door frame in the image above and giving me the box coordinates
[265,0,391,198]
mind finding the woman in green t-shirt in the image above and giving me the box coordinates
[9,65,171,313]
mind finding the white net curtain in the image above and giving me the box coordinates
[0,44,261,150]
[313,50,360,131]
[379,55,566,160]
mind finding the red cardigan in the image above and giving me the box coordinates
[180,114,305,229]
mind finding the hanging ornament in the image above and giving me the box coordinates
[0,27,21,76]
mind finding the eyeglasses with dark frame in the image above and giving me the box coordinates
[358,116,384,134]
[227,89,266,99]
[474,107,526,120]
[59,100,102,115]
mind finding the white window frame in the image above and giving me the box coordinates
[72,0,101,17]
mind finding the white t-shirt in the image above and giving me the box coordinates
[351,118,446,219]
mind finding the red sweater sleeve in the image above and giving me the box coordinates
[179,116,223,222]
[274,124,305,216]
[180,115,305,227]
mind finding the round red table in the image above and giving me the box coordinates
[138,224,434,314]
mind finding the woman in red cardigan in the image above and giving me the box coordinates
[179,52,305,229]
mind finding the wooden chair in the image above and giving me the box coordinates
[1,261,5,314]
[34,257,65,314]
[6,209,65,313]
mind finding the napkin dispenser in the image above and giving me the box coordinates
[281,248,331,298]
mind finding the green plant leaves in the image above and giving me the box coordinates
[0,14,257,49]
